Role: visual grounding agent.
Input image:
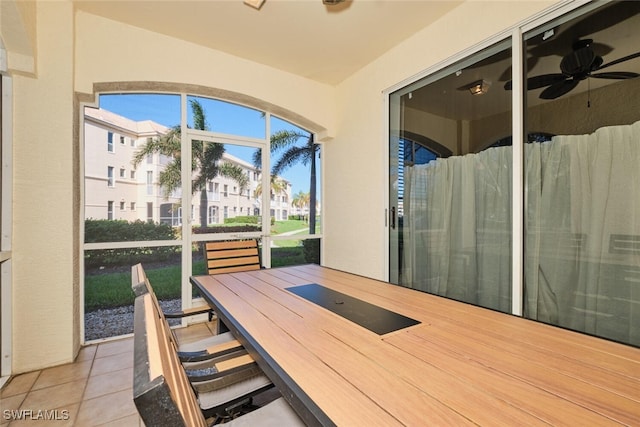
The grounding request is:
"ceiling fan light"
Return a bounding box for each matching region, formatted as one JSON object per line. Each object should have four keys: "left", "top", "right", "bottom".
{"left": 468, "top": 80, "right": 491, "bottom": 95}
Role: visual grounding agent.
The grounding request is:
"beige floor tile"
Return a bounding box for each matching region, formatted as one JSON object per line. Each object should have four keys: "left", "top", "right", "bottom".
{"left": 76, "top": 345, "right": 97, "bottom": 362}
{"left": 31, "top": 360, "right": 92, "bottom": 391}
{"left": 75, "top": 389, "right": 138, "bottom": 427}
{"left": 0, "top": 372, "right": 40, "bottom": 399}
{"left": 0, "top": 393, "right": 27, "bottom": 426}
{"left": 90, "top": 352, "right": 133, "bottom": 377}
{"left": 83, "top": 368, "right": 132, "bottom": 401}
{"left": 2, "top": 323, "right": 216, "bottom": 427}
{"left": 95, "top": 413, "right": 142, "bottom": 427}
{"left": 20, "top": 379, "right": 86, "bottom": 413}
{"left": 95, "top": 338, "right": 134, "bottom": 360}
{"left": 6, "top": 403, "right": 79, "bottom": 427}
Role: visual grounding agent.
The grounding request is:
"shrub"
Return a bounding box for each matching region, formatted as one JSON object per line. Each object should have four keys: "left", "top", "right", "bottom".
{"left": 85, "top": 219, "right": 176, "bottom": 243}
{"left": 84, "top": 219, "right": 178, "bottom": 269}
{"left": 223, "top": 215, "right": 259, "bottom": 224}
{"left": 192, "top": 225, "right": 260, "bottom": 234}
{"left": 303, "top": 239, "right": 321, "bottom": 264}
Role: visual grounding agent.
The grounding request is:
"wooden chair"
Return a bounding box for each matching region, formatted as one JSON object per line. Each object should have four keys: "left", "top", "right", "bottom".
{"left": 133, "top": 293, "right": 302, "bottom": 424}
{"left": 131, "top": 262, "right": 214, "bottom": 321}
{"left": 131, "top": 263, "right": 244, "bottom": 365}
{"left": 204, "top": 240, "right": 262, "bottom": 275}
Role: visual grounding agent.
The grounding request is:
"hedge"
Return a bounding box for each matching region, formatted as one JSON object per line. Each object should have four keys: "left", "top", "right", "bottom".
{"left": 85, "top": 219, "right": 178, "bottom": 269}
{"left": 223, "top": 215, "right": 259, "bottom": 224}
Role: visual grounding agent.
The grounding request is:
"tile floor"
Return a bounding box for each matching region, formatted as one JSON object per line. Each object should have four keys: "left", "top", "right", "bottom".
{"left": 0, "top": 322, "right": 219, "bottom": 426}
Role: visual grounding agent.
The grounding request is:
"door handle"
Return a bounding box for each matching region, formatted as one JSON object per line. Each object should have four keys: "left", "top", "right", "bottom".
{"left": 390, "top": 206, "right": 396, "bottom": 229}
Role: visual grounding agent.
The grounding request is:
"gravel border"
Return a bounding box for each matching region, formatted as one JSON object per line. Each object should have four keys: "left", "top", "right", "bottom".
{"left": 84, "top": 299, "right": 182, "bottom": 341}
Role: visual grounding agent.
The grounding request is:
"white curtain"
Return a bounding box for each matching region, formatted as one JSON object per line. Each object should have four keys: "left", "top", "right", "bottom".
{"left": 402, "top": 147, "right": 512, "bottom": 313}
{"left": 403, "top": 121, "right": 640, "bottom": 345}
{"left": 525, "top": 121, "right": 640, "bottom": 345}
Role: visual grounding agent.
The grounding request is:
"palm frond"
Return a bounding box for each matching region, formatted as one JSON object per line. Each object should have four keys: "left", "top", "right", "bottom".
{"left": 190, "top": 99, "right": 208, "bottom": 131}
{"left": 272, "top": 145, "right": 309, "bottom": 176}
{"left": 252, "top": 149, "right": 262, "bottom": 170}
{"left": 218, "top": 162, "right": 249, "bottom": 192}
{"left": 198, "top": 142, "right": 225, "bottom": 179}
{"left": 158, "top": 160, "right": 182, "bottom": 198}
{"left": 131, "top": 126, "right": 181, "bottom": 167}
{"left": 270, "top": 129, "right": 308, "bottom": 152}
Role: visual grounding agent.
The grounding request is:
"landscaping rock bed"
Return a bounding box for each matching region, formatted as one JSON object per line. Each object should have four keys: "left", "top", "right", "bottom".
{"left": 84, "top": 298, "right": 182, "bottom": 341}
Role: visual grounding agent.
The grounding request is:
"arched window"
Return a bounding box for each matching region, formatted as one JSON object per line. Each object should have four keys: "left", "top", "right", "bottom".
{"left": 400, "top": 131, "right": 452, "bottom": 166}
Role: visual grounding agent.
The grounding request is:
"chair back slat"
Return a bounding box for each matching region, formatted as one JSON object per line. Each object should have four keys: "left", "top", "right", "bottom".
{"left": 204, "top": 240, "right": 261, "bottom": 275}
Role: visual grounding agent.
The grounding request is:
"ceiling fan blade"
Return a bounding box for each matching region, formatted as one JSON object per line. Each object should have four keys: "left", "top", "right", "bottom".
{"left": 597, "top": 51, "right": 640, "bottom": 70}
{"left": 527, "top": 74, "right": 567, "bottom": 90}
{"left": 540, "top": 79, "right": 579, "bottom": 99}
{"left": 503, "top": 74, "right": 565, "bottom": 91}
{"left": 591, "top": 71, "right": 640, "bottom": 80}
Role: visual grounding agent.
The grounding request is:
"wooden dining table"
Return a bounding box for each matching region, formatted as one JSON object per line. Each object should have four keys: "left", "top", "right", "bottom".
{"left": 190, "top": 264, "right": 640, "bottom": 426}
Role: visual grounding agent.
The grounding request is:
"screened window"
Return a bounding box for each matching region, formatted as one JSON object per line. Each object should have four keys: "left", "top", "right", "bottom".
{"left": 107, "top": 166, "right": 114, "bottom": 187}
{"left": 83, "top": 92, "right": 322, "bottom": 342}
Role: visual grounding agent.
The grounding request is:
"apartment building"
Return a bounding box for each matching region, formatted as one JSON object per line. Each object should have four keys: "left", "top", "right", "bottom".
{"left": 83, "top": 107, "right": 291, "bottom": 226}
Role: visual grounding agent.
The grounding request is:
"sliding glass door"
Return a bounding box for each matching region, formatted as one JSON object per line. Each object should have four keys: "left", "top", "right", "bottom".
{"left": 522, "top": 2, "right": 640, "bottom": 346}
{"left": 389, "top": 1, "right": 640, "bottom": 347}
{"left": 389, "top": 40, "right": 513, "bottom": 314}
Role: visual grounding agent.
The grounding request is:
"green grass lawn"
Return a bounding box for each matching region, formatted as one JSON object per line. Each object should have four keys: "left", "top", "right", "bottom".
{"left": 271, "top": 219, "right": 309, "bottom": 234}
{"left": 85, "top": 263, "right": 186, "bottom": 311}
{"left": 85, "top": 220, "right": 319, "bottom": 311}
{"left": 84, "top": 248, "right": 308, "bottom": 311}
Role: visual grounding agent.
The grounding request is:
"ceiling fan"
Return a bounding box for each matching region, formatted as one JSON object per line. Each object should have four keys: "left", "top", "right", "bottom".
{"left": 505, "top": 39, "right": 640, "bottom": 100}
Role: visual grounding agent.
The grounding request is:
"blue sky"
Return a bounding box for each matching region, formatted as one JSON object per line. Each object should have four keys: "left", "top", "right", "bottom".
{"left": 99, "top": 93, "right": 319, "bottom": 197}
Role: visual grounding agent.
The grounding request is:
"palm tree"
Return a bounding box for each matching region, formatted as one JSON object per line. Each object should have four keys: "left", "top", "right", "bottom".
{"left": 254, "top": 130, "right": 318, "bottom": 234}
{"left": 132, "top": 99, "right": 248, "bottom": 228}
{"left": 292, "top": 191, "right": 310, "bottom": 220}
{"left": 254, "top": 176, "right": 289, "bottom": 200}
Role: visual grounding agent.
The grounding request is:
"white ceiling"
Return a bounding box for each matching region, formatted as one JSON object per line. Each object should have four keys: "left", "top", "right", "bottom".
{"left": 73, "top": 0, "right": 462, "bottom": 85}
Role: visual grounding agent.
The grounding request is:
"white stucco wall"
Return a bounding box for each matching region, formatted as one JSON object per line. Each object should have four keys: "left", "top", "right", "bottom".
{"left": 12, "top": 0, "right": 78, "bottom": 372}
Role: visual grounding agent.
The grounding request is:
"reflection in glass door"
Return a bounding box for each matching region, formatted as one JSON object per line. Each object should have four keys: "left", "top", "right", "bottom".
{"left": 389, "top": 40, "right": 513, "bottom": 314}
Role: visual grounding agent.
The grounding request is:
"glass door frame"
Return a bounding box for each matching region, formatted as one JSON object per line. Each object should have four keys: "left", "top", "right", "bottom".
{"left": 180, "top": 95, "right": 273, "bottom": 309}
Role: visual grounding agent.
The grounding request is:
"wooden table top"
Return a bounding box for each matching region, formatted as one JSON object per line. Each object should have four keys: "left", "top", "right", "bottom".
{"left": 190, "top": 264, "right": 640, "bottom": 426}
